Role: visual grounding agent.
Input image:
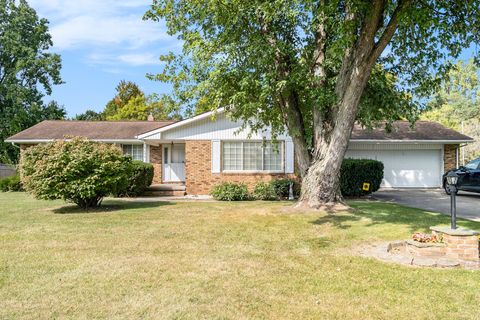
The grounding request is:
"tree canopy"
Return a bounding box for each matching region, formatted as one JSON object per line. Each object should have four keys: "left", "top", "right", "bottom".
{"left": 422, "top": 59, "right": 480, "bottom": 162}
{"left": 146, "top": 0, "right": 480, "bottom": 207}
{"left": 73, "top": 109, "right": 106, "bottom": 121}
{"left": 100, "top": 80, "right": 181, "bottom": 121}
{"left": 0, "top": 0, "right": 64, "bottom": 164}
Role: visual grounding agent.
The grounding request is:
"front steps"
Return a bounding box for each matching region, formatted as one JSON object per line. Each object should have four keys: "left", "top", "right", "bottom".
{"left": 144, "top": 184, "right": 186, "bottom": 197}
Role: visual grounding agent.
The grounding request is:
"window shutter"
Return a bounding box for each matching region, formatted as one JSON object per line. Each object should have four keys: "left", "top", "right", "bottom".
{"left": 212, "top": 140, "right": 221, "bottom": 173}
{"left": 285, "top": 140, "right": 294, "bottom": 173}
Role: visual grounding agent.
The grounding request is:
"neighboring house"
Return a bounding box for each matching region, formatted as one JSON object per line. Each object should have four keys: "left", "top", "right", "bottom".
{"left": 6, "top": 108, "right": 473, "bottom": 194}
{"left": 0, "top": 164, "right": 16, "bottom": 179}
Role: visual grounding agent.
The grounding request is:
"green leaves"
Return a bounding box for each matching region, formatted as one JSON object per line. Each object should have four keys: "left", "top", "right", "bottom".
{"left": 103, "top": 80, "right": 182, "bottom": 121}
{"left": 19, "top": 138, "right": 132, "bottom": 209}
{"left": 0, "top": 0, "right": 63, "bottom": 164}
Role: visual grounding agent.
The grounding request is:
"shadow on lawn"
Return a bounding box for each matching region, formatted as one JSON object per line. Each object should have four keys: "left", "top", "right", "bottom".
{"left": 53, "top": 200, "right": 173, "bottom": 214}
{"left": 311, "top": 200, "right": 480, "bottom": 233}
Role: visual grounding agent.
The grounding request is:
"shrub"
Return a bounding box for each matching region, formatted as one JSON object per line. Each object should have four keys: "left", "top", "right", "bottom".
{"left": 252, "top": 182, "right": 277, "bottom": 200}
{"left": 19, "top": 137, "right": 131, "bottom": 209}
{"left": 270, "top": 178, "right": 297, "bottom": 199}
{"left": 116, "top": 160, "right": 154, "bottom": 197}
{"left": 340, "top": 158, "right": 383, "bottom": 197}
{"left": 0, "top": 175, "right": 23, "bottom": 192}
{"left": 210, "top": 183, "right": 250, "bottom": 201}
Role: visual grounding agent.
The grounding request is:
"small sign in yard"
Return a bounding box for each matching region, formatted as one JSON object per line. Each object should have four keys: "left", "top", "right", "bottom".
{"left": 362, "top": 182, "right": 370, "bottom": 191}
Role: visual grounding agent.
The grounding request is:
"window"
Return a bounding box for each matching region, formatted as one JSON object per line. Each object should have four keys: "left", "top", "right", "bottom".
{"left": 464, "top": 158, "right": 480, "bottom": 170}
{"left": 222, "top": 141, "right": 283, "bottom": 172}
{"left": 122, "top": 144, "right": 144, "bottom": 161}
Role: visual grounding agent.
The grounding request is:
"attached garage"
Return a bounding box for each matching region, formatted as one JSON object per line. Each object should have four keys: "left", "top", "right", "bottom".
{"left": 346, "top": 144, "right": 443, "bottom": 188}
{"left": 348, "top": 121, "right": 474, "bottom": 188}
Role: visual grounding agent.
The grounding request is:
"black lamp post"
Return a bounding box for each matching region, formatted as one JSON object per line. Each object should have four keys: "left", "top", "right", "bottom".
{"left": 446, "top": 171, "right": 459, "bottom": 230}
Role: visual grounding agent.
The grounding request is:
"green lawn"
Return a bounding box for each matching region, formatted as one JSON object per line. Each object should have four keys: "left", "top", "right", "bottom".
{"left": 1, "top": 192, "right": 480, "bottom": 319}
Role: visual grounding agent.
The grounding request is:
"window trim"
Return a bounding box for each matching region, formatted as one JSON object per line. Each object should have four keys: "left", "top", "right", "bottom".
{"left": 121, "top": 144, "right": 145, "bottom": 162}
{"left": 221, "top": 140, "right": 284, "bottom": 173}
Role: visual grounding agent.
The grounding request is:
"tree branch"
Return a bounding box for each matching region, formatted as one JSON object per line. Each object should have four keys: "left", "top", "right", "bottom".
{"left": 312, "top": 2, "right": 328, "bottom": 154}
{"left": 370, "top": 0, "right": 412, "bottom": 64}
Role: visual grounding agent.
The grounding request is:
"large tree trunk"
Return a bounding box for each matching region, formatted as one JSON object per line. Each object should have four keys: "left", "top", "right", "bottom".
{"left": 293, "top": 0, "right": 408, "bottom": 209}
{"left": 297, "top": 57, "right": 376, "bottom": 208}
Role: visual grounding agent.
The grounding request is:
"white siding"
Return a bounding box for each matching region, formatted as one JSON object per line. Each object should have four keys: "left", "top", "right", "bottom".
{"left": 211, "top": 140, "right": 221, "bottom": 173}
{"left": 285, "top": 141, "right": 295, "bottom": 173}
{"left": 347, "top": 142, "right": 443, "bottom": 151}
{"left": 346, "top": 144, "right": 443, "bottom": 188}
{"left": 144, "top": 112, "right": 292, "bottom": 141}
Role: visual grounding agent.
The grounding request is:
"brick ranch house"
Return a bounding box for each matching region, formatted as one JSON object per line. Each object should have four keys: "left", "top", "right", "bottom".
{"left": 6, "top": 108, "right": 473, "bottom": 195}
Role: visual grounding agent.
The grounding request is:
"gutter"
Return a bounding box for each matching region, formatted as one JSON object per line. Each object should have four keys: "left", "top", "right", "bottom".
{"left": 5, "top": 139, "right": 143, "bottom": 144}
{"left": 349, "top": 139, "right": 474, "bottom": 144}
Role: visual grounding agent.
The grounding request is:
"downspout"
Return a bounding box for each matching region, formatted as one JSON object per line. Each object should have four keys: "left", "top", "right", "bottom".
{"left": 456, "top": 145, "right": 459, "bottom": 168}
{"left": 458, "top": 143, "right": 468, "bottom": 167}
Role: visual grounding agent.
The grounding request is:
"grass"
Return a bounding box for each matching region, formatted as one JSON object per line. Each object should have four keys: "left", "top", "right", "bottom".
{"left": 1, "top": 192, "right": 480, "bottom": 319}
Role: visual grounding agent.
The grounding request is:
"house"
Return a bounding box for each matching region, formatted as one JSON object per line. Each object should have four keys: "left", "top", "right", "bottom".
{"left": 6, "top": 108, "right": 473, "bottom": 194}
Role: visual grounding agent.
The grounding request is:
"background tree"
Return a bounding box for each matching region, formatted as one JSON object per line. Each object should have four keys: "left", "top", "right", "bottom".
{"left": 422, "top": 60, "right": 480, "bottom": 162}
{"left": 73, "top": 109, "right": 106, "bottom": 121}
{"left": 103, "top": 80, "right": 143, "bottom": 119}
{"left": 0, "top": 0, "right": 63, "bottom": 164}
{"left": 107, "top": 93, "right": 182, "bottom": 120}
{"left": 104, "top": 80, "right": 181, "bottom": 120}
{"left": 146, "top": 0, "right": 480, "bottom": 208}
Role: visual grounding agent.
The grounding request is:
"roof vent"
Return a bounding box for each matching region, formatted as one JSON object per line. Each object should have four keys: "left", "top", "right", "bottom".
{"left": 147, "top": 113, "right": 154, "bottom": 122}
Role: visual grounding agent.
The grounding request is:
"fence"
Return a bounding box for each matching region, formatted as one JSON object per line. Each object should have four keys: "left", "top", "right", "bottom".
{"left": 0, "top": 164, "right": 16, "bottom": 179}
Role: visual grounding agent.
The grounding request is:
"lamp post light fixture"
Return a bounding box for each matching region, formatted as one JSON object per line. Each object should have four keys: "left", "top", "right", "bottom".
{"left": 446, "top": 171, "right": 459, "bottom": 230}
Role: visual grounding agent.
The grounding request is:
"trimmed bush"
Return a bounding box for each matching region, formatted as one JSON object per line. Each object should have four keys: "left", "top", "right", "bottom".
{"left": 210, "top": 183, "right": 250, "bottom": 201}
{"left": 253, "top": 182, "right": 277, "bottom": 200}
{"left": 20, "top": 137, "right": 131, "bottom": 209}
{"left": 0, "top": 175, "right": 23, "bottom": 192}
{"left": 340, "top": 158, "right": 383, "bottom": 197}
{"left": 270, "top": 178, "right": 297, "bottom": 199}
{"left": 117, "top": 160, "right": 154, "bottom": 197}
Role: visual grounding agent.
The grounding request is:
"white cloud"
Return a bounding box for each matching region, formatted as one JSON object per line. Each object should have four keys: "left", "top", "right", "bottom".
{"left": 28, "top": 0, "right": 178, "bottom": 67}
{"left": 118, "top": 53, "right": 162, "bottom": 66}
{"left": 50, "top": 15, "right": 167, "bottom": 50}
{"left": 87, "top": 52, "right": 162, "bottom": 67}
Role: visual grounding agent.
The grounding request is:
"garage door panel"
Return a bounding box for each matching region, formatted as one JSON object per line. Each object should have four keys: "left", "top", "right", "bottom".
{"left": 345, "top": 149, "right": 442, "bottom": 188}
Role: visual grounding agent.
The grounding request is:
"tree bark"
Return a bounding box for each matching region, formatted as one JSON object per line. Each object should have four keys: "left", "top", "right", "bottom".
{"left": 296, "top": 0, "right": 407, "bottom": 208}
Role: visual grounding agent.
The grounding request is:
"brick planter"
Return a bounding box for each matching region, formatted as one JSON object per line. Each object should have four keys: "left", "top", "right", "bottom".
{"left": 405, "top": 240, "right": 445, "bottom": 258}
{"left": 431, "top": 226, "right": 480, "bottom": 261}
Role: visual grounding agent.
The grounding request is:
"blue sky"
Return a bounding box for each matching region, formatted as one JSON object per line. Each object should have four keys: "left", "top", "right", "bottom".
{"left": 29, "top": 0, "right": 181, "bottom": 118}
{"left": 30, "top": 1, "right": 478, "bottom": 118}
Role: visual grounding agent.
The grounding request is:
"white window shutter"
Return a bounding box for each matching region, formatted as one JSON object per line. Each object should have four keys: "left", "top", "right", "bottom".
{"left": 143, "top": 143, "right": 150, "bottom": 163}
{"left": 211, "top": 140, "right": 221, "bottom": 173}
{"left": 285, "top": 140, "right": 294, "bottom": 173}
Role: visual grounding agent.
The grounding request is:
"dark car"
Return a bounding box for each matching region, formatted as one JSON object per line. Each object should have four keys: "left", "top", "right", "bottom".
{"left": 443, "top": 158, "right": 480, "bottom": 194}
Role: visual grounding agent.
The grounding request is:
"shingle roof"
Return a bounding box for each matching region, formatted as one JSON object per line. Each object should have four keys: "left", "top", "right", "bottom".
{"left": 6, "top": 120, "right": 175, "bottom": 141}
{"left": 5, "top": 119, "right": 473, "bottom": 143}
{"left": 351, "top": 121, "right": 473, "bottom": 142}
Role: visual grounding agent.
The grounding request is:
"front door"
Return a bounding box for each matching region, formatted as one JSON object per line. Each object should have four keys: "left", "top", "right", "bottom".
{"left": 163, "top": 144, "right": 185, "bottom": 182}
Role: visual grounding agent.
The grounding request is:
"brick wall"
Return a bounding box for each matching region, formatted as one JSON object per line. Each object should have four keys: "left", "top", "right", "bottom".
{"left": 444, "top": 144, "right": 458, "bottom": 172}
{"left": 185, "top": 140, "right": 296, "bottom": 195}
{"left": 442, "top": 233, "right": 479, "bottom": 261}
{"left": 150, "top": 145, "right": 162, "bottom": 184}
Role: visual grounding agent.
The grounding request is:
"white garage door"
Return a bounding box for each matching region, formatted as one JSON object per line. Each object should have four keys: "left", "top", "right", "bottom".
{"left": 345, "top": 149, "right": 442, "bottom": 188}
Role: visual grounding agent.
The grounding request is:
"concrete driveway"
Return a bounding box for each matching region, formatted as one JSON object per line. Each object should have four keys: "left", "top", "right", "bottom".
{"left": 373, "top": 188, "right": 480, "bottom": 222}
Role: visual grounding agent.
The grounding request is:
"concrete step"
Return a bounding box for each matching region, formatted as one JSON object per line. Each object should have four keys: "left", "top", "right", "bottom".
{"left": 147, "top": 184, "right": 186, "bottom": 192}
{"left": 143, "top": 190, "right": 186, "bottom": 197}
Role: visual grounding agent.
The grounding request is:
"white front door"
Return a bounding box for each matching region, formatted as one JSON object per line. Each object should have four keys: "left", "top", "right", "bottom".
{"left": 163, "top": 144, "right": 185, "bottom": 182}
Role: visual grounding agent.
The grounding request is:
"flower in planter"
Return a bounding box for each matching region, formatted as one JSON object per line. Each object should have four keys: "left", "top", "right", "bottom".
{"left": 412, "top": 233, "right": 441, "bottom": 243}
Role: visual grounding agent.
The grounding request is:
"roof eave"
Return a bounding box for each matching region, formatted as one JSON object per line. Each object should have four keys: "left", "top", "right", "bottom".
{"left": 350, "top": 139, "right": 474, "bottom": 144}
{"left": 5, "top": 138, "right": 143, "bottom": 144}
{"left": 137, "top": 107, "right": 226, "bottom": 139}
